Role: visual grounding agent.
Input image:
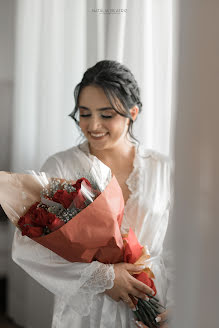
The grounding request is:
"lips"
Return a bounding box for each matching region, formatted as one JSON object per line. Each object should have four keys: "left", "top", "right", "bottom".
{"left": 89, "top": 132, "right": 108, "bottom": 139}
{"left": 90, "top": 132, "right": 107, "bottom": 137}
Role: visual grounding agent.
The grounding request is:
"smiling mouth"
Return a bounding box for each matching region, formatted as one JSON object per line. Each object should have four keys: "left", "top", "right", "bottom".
{"left": 89, "top": 132, "right": 108, "bottom": 139}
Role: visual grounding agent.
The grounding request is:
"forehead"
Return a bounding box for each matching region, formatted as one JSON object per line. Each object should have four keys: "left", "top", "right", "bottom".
{"left": 78, "top": 85, "right": 111, "bottom": 107}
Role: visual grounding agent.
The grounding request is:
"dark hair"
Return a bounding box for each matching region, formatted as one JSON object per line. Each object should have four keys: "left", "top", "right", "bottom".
{"left": 69, "top": 60, "right": 142, "bottom": 143}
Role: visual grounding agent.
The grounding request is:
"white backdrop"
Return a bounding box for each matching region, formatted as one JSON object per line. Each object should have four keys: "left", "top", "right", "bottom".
{"left": 11, "top": 0, "right": 173, "bottom": 173}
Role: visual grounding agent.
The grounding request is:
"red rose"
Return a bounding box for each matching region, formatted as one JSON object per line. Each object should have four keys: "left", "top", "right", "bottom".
{"left": 18, "top": 213, "right": 33, "bottom": 227}
{"left": 47, "top": 216, "right": 65, "bottom": 232}
{"left": 18, "top": 202, "right": 40, "bottom": 227}
{"left": 133, "top": 272, "right": 157, "bottom": 296}
{"left": 21, "top": 225, "right": 44, "bottom": 238}
{"left": 28, "top": 202, "right": 40, "bottom": 213}
{"left": 52, "top": 190, "right": 74, "bottom": 208}
{"left": 71, "top": 189, "right": 86, "bottom": 209}
{"left": 31, "top": 207, "right": 50, "bottom": 227}
{"left": 73, "top": 178, "right": 92, "bottom": 190}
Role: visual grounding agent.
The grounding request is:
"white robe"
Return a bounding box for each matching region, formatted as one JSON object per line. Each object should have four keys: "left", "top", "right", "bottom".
{"left": 12, "top": 141, "right": 174, "bottom": 328}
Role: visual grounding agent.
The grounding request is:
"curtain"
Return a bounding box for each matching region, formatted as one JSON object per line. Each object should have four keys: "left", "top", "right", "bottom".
{"left": 11, "top": 0, "right": 173, "bottom": 173}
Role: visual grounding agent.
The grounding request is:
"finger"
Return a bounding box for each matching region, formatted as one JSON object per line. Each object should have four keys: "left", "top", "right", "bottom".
{"left": 160, "top": 323, "right": 168, "bottom": 328}
{"left": 121, "top": 294, "right": 136, "bottom": 310}
{"left": 125, "top": 263, "right": 146, "bottom": 272}
{"left": 129, "top": 295, "right": 138, "bottom": 307}
{"left": 155, "top": 309, "right": 168, "bottom": 323}
{"left": 135, "top": 321, "right": 149, "bottom": 328}
{"left": 129, "top": 287, "right": 150, "bottom": 301}
{"left": 131, "top": 276, "right": 155, "bottom": 296}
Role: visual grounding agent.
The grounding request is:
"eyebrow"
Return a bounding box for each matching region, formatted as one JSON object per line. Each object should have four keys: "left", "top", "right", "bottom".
{"left": 78, "top": 106, "right": 115, "bottom": 111}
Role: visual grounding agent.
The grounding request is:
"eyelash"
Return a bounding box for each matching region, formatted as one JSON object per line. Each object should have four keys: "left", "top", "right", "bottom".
{"left": 80, "top": 114, "right": 113, "bottom": 119}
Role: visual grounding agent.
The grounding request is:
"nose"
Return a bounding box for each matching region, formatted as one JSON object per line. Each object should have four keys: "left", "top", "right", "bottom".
{"left": 88, "top": 115, "right": 102, "bottom": 131}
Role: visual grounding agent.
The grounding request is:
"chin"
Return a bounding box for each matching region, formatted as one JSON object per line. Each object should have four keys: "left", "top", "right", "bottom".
{"left": 89, "top": 142, "right": 108, "bottom": 151}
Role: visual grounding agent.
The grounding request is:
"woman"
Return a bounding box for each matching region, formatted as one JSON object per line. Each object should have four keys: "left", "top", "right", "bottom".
{"left": 12, "top": 60, "right": 174, "bottom": 328}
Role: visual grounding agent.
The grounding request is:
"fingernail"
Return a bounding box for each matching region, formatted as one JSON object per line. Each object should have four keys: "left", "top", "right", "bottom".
{"left": 144, "top": 295, "right": 149, "bottom": 301}
{"left": 136, "top": 265, "right": 146, "bottom": 269}
{"left": 135, "top": 321, "right": 143, "bottom": 327}
{"left": 155, "top": 316, "right": 161, "bottom": 322}
{"left": 132, "top": 307, "right": 137, "bottom": 312}
{"left": 150, "top": 289, "right": 155, "bottom": 295}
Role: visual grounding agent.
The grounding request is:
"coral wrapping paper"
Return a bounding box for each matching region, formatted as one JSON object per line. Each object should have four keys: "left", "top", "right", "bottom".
{"left": 32, "top": 175, "right": 124, "bottom": 263}
{"left": 123, "top": 228, "right": 157, "bottom": 295}
{"left": 0, "top": 172, "right": 124, "bottom": 264}
{"left": 123, "top": 228, "right": 143, "bottom": 263}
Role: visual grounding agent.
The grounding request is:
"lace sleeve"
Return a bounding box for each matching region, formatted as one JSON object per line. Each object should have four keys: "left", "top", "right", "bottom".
{"left": 12, "top": 228, "right": 115, "bottom": 316}
{"left": 69, "top": 261, "right": 115, "bottom": 316}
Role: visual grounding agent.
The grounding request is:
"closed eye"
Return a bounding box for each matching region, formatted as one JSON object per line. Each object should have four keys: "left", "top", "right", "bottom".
{"left": 79, "top": 114, "right": 113, "bottom": 119}
{"left": 80, "top": 114, "right": 91, "bottom": 117}
{"left": 101, "top": 115, "right": 113, "bottom": 119}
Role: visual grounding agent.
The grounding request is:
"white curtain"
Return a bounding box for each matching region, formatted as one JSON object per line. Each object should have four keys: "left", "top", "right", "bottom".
{"left": 11, "top": 0, "right": 87, "bottom": 172}
{"left": 9, "top": 1, "right": 173, "bottom": 327}
{"left": 11, "top": 0, "right": 173, "bottom": 173}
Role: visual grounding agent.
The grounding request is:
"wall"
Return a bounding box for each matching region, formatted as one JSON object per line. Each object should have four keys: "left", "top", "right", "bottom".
{"left": 172, "top": 1, "right": 219, "bottom": 327}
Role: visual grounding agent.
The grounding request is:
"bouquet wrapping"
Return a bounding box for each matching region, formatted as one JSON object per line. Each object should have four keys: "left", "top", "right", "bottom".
{"left": 0, "top": 170, "right": 124, "bottom": 263}
{"left": 32, "top": 175, "right": 124, "bottom": 263}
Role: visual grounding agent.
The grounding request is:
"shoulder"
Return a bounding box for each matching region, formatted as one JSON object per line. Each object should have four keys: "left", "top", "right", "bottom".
{"left": 42, "top": 145, "right": 80, "bottom": 166}
{"left": 136, "top": 145, "right": 174, "bottom": 189}
{"left": 137, "top": 146, "right": 174, "bottom": 202}
{"left": 48, "top": 145, "right": 81, "bottom": 162}
{"left": 137, "top": 144, "right": 173, "bottom": 167}
{"left": 40, "top": 143, "right": 85, "bottom": 176}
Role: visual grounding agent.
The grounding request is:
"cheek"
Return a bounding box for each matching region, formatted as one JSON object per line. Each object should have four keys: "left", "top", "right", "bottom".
{"left": 79, "top": 120, "right": 87, "bottom": 132}
{"left": 110, "top": 117, "right": 129, "bottom": 134}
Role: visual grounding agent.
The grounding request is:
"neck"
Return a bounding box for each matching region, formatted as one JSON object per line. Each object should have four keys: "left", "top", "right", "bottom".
{"left": 88, "top": 139, "right": 135, "bottom": 165}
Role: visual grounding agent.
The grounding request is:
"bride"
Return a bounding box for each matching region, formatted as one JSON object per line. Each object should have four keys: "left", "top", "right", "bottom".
{"left": 12, "top": 60, "right": 174, "bottom": 328}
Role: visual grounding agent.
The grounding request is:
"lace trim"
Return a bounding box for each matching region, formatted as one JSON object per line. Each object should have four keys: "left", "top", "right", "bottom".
{"left": 63, "top": 262, "right": 115, "bottom": 317}
{"left": 125, "top": 145, "right": 172, "bottom": 205}
{"left": 122, "top": 145, "right": 143, "bottom": 232}
{"left": 125, "top": 145, "right": 141, "bottom": 199}
{"left": 79, "top": 261, "right": 115, "bottom": 293}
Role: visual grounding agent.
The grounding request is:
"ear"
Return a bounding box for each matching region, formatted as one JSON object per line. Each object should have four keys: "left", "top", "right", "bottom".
{"left": 129, "top": 106, "right": 139, "bottom": 121}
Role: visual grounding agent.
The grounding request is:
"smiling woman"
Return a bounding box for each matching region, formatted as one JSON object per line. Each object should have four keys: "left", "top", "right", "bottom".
{"left": 11, "top": 60, "right": 174, "bottom": 328}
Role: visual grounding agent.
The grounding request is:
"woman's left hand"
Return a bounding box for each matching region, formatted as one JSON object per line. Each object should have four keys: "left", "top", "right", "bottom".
{"left": 135, "top": 309, "right": 170, "bottom": 328}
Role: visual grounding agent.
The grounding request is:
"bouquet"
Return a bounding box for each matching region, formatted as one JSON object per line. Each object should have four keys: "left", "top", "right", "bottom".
{"left": 0, "top": 167, "right": 165, "bottom": 327}
{"left": 0, "top": 170, "right": 124, "bottom": 263}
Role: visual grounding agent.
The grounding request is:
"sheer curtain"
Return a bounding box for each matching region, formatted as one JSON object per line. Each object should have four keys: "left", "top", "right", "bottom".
{"left": 88, "top": 0, "right": 173, "bottom": 155}
{"left": 9, "top": 1, "right": 173, "bottom": 327}
{"left": 11, "top": 0, "right": 173, "bottom": 174}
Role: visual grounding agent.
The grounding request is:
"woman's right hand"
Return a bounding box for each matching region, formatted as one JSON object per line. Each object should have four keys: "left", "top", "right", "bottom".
{"left": 104, "top": 263, "right": 155, "bottom": 310}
